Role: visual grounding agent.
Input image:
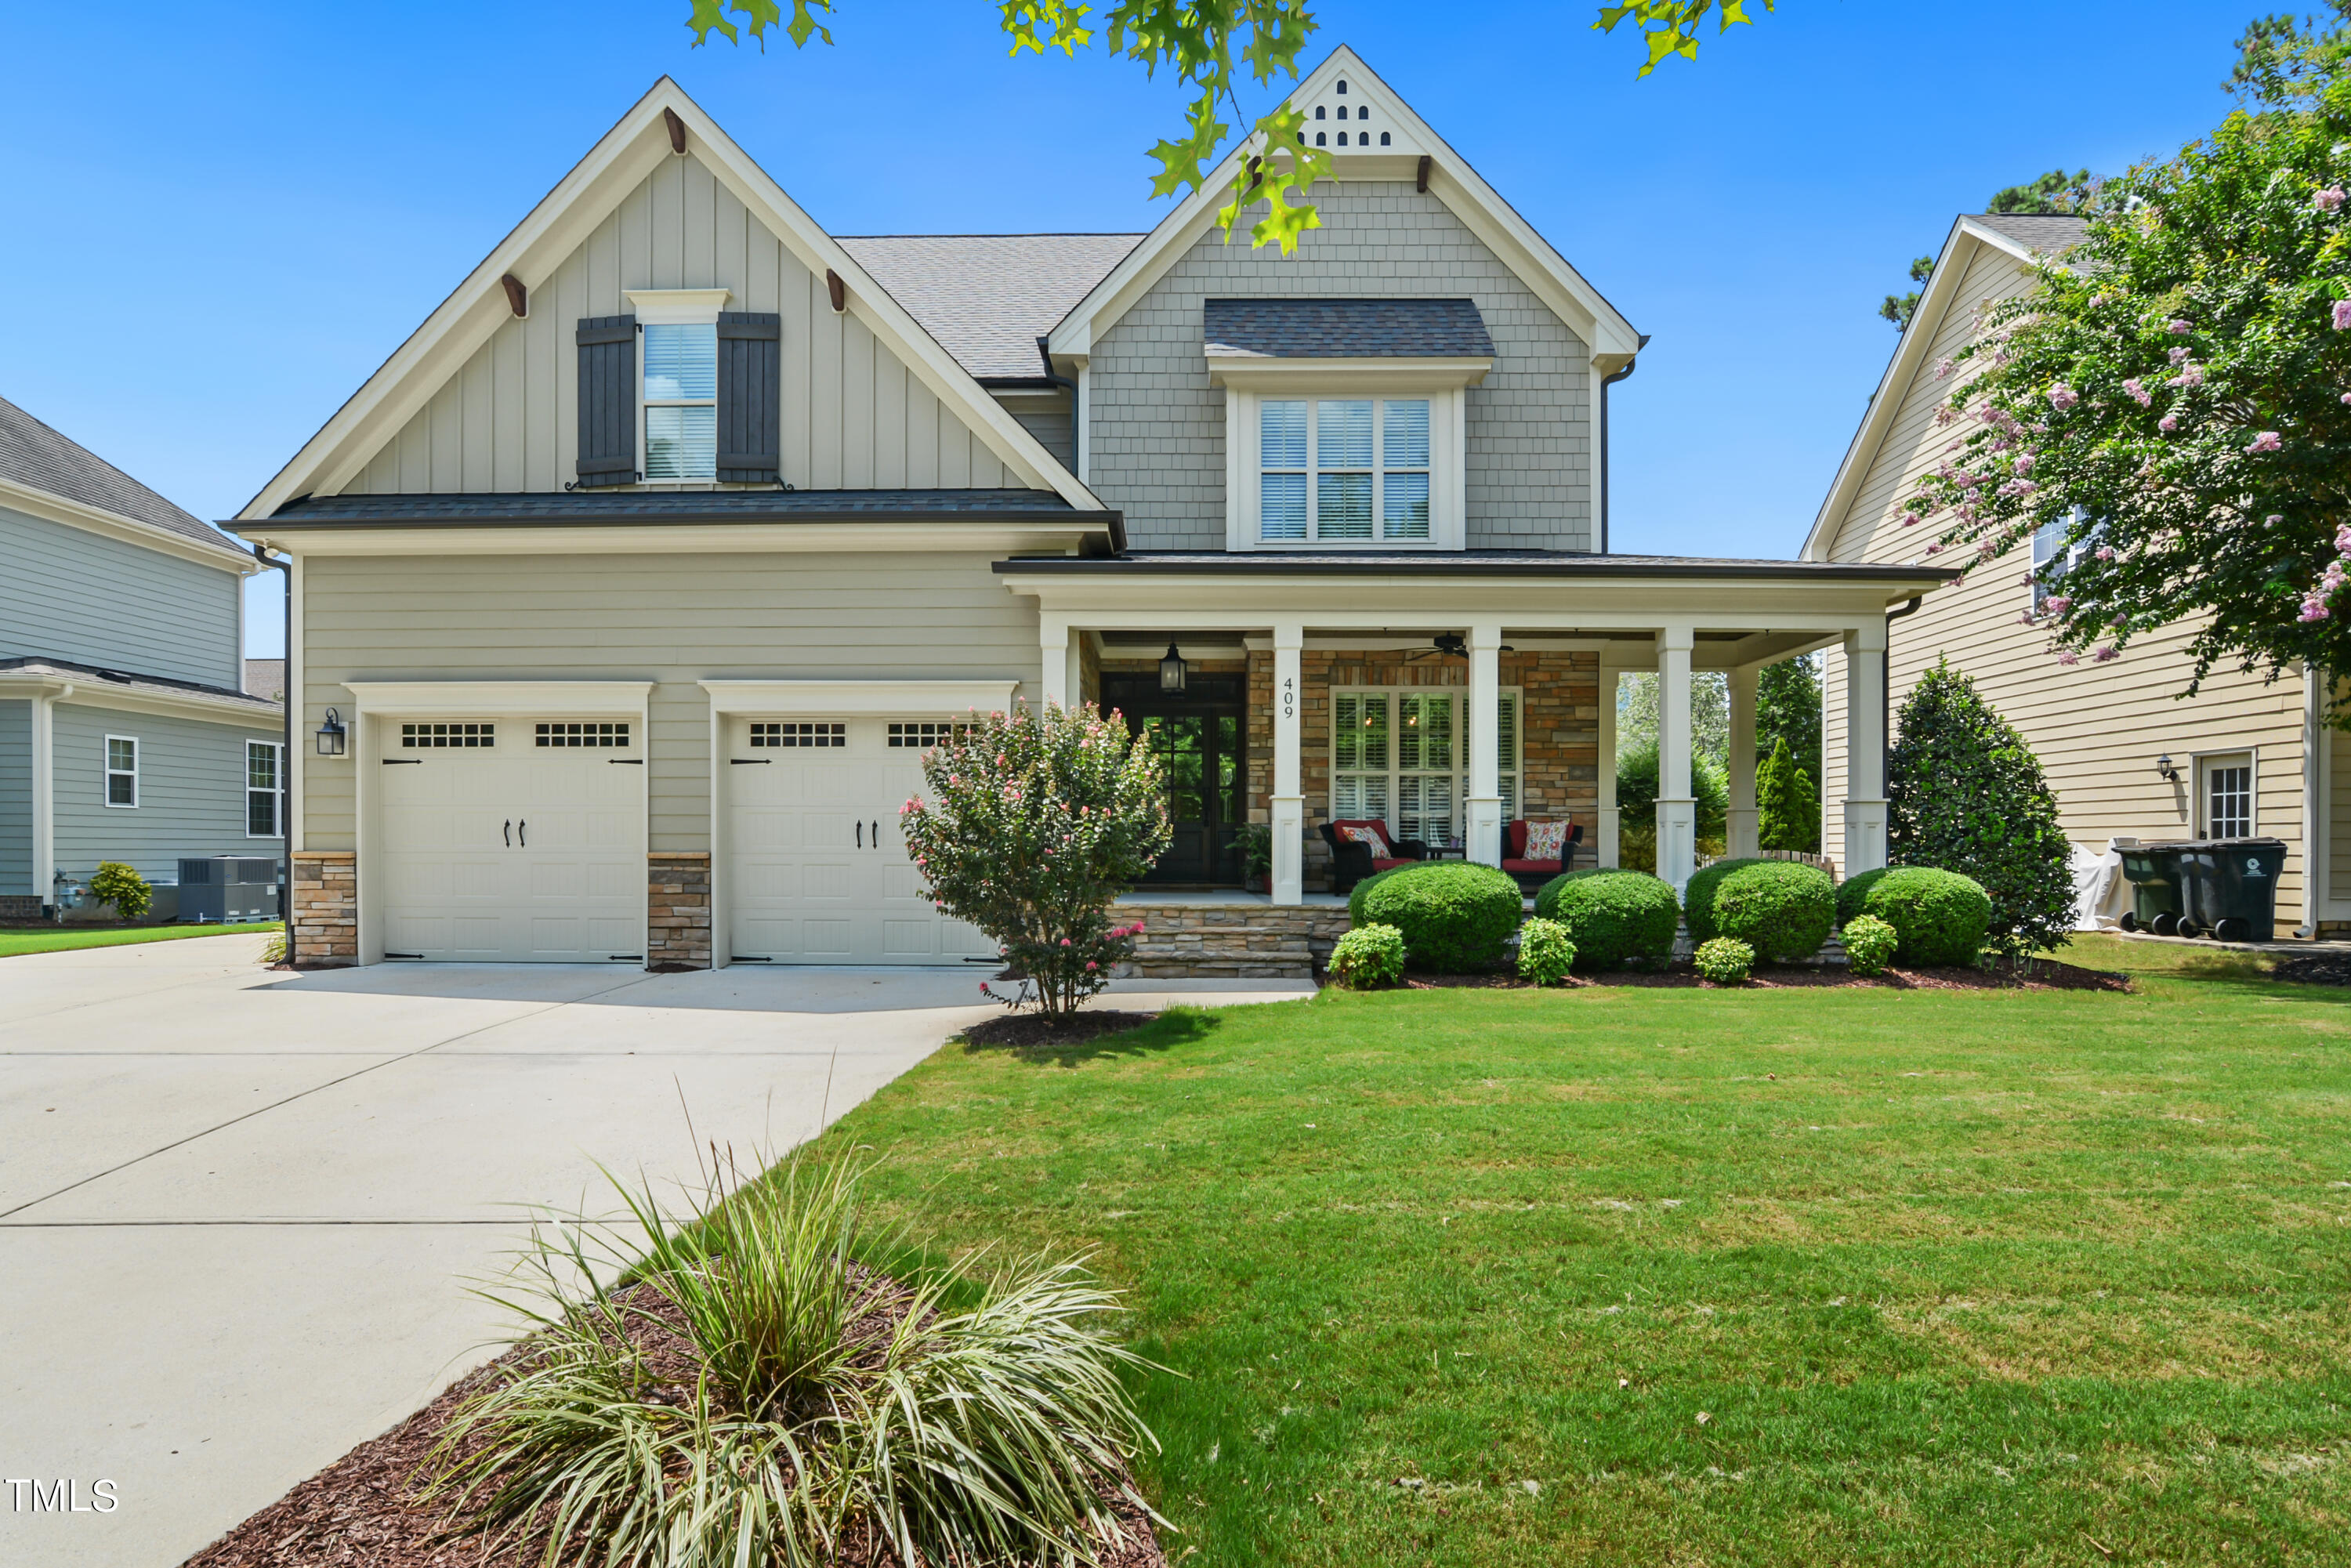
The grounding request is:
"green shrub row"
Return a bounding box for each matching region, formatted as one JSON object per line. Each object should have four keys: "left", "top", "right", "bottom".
{"left": 1836, "top": 866, "right": 1992, "bottom": 967}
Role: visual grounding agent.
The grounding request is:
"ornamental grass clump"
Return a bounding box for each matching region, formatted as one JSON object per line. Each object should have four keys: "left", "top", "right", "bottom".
{"left": 1357, "top": 861, "right": 1523, "bottom": 972}
{"left": 900, "top": 702, "right": 1171, "bottom": 1018}
{"left": 1328, "top": 922, "right": 1407, "bottom": 989}
{"left": 1693, "top": 936, "right": 1755, "bottom": 986}
{"left": 427, "top": 1151, "right": 1160, "bottom": 1568}
{"left": 1842, "top": 914, "right": 1900, "bottom": 976}
{"left": 1515, "top": 917, "right": 1578, "bottom": 986}
{"left": 1534, "top": 869, "right": 1680, "bottom": 971}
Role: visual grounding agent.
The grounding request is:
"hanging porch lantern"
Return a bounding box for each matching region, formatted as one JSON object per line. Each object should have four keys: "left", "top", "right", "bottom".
{"left": 1159, "top": 641, "right": 1189, "bottom": 694}
{"left": 316, "top": 707, "right": 347, "bottom": 756}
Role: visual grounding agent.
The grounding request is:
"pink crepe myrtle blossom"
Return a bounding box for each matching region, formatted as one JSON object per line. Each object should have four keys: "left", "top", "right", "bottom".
{"left": 1899, "top": 511, "right": 1922, "bottom": 527}
{"left": 1933, "top": 357, "right": 1956, "bottom": 379}
{"left": 2122, "top": 378, "right": 2151, "bottom": 406}
{"left": 2044, "top": 596, "right": 2071, "bottom": 616}
{"left": 2159, "top": 413, "right": 2180, "bottom": 433}
{"left": 2096, "top": 545, "right": 2116, "bottom": 561}
{"left": 2168, "top": 364, "right": 2205, "bottom": 389}
{"left": 2092, "top": 645, "right": 2121, "bottom": 663}
{"left": 2048, "top": 384, "right": 2078, "bottom": 411}
{"left": 2335, "top": 299, "right": 2351, "bottom": 331}
{"left": 2246, "top": 430, "right": 2283, "bottom": 454}
{"left": 2168, "top": 346, "right": 2192, "bottom": 365}
{"left": 1925, "top": 542, "right": 1945, "bottom": 554}
{"left": 2304, "top": 595, "right": 2335, "bottom": 622}
{"left": 2013, "top": 452, "right": 2035, "bottom": 474}
{"left": 2017, "top": 610, "right": 2038, "bottom": 625}
{"left": 2056, "top": 649, "right": 2081, "bottom": 666}
{"left": 2335, "top": 523, "right": 2351, "bottom": 552}
{"left": 2320, "top": 186, "right": 2348, "bottom": 211}
{"left": 2167, "top": 319, "right": 2193, "bottom": 334}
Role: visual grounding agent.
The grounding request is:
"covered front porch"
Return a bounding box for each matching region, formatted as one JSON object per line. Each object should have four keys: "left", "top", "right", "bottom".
{"left": 1001, "top": 553, "right": 1950, "bottom": 904}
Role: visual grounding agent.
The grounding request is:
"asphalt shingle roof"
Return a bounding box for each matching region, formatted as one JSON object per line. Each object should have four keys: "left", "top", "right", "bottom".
{"left": 0, "top": 655, "right": 281, "bottom": 714}
{"left": 836, "top": 234, "right": 1144, "bottom": 381}
{"left": 1203, "top": 298, "right": 1496, "bottom": 359}
{"left": 244, "top": 658, "right": 286, "bottom": 701}
{"left": 1968, "top": 212, "right": 2090, "bottom": 255}
{"left": 0, "top": 395, "right": 234, "bottom": 556}
{"left": 266, "top": 489, "right": 1091, "bottom": 523}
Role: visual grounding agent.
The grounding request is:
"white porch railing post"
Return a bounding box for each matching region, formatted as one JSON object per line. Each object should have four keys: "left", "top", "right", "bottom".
{"left": 1597, "top": 664, "right": 1620, "bottom": 869}
{"left": 1656, "top": 626, "right": 1697, "bottom": 895}
{"left": 1039, "top": 618, "right": 1072, "bottom": 708}
{"left": 1272, "top": 622, "right": 1305, "bottom": 906}
{"left": 1727, "top": 663, "right": 1759, "bottom": 859}
{"left": 1467, "top": 621, "right": 1503, "bottom": 867}
{"left": 1842, "top": 623, "right": 1889, "bottom": 875}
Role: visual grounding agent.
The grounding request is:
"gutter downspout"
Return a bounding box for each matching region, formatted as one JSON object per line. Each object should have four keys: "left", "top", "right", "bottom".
{"left": 1882, "top": 593, "right": 1923, "bottom": 752}
{"left": 2302, "top": 663, "right": 2325, "bottom": 937}
{"left": 1036, "top": 336, "right": 1120, "bottom": 553}
{"left": 1597, "top": 337, "right": 1648, "bottom": 555}
{"left": 33, "top": 679, "right": 71, "bottom": 919}
{"left": 252, "top": 543, "right": 292, "bottom": 902}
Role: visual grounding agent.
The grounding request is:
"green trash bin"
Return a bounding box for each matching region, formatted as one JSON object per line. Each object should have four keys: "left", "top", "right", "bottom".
{"left": 2117, "top": 843, "right": 2185, "bottom": 934}
{"left": 2181, "top": 838, "right": 2288, "bottom": 943}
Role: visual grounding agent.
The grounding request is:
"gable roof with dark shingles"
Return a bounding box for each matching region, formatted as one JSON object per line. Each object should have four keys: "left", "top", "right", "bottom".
{"left": 0, "top": 395, "right": 237, "bottom": 556}
{"left": 1203, "top": 298, "right": 1495, "bottom": 359}
{"left": 835, "top": 234, "right": 1144, "bottom": 381}
{"left": 1969, "top": 212, "right": 2090, "bottom": 255}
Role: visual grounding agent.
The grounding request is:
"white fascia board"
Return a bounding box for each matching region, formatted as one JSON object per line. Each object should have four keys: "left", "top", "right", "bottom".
{"left": 341, "top": 681, "right": 653, "bottom": 715}
{"left": 1800, "top": 219, "right": 1982, "bottom": 563}
{"left": 699, "top": 679, "right": 1020, "bottom": 715}
{"left": 0, "top": 675, "right": 282, "bottom": 728}
{"left": 233, "top": 520, "right": 1099, "bottom": 557}
{"left": 1001, "top": 574, "right": 1940, "bottom": 625}
{"left": 1049, "top": 45, "right": 1642, "bottom": 366}
{"left": 1204, "top": 354, "right": 1491, "bottom": 390}
{"left": 247, "top": 80, "right": 1103, "bottom": 519}
{"left": 0, "top": 476, "right": 256, "bottom": 574}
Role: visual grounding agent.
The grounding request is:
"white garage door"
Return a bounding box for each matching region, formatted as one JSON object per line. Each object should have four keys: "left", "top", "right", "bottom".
{"left": 725, "top": 717, "right": 995, "bottom": 965}
{"left": 379, "top": 719, "right": 644, "bottom": 962}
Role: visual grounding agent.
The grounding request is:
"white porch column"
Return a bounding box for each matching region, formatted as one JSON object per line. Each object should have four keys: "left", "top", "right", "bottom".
{"left": 31, "top": 688, "right": 59, "bottom": 913}
{"left": 1726, "top": 664, "right": 1759, "bottom": 859}
{"left": 1597, "top": 665, "right": 1620, "bottom": 869}
{"left": 1039, "top": 618, "right": 1074, "bottom": 708}
{"left": 1271, "top": 622, "right": 1305, "bottom": 906}
{"left": 1656, "top": 627, "right": 1697, "bottom": 895}
{"left": 1842, "top": 622, "right": 1889, "bottom": 875}
{"left": 1466, "top": 621, "right": 1504, "bottom": 867}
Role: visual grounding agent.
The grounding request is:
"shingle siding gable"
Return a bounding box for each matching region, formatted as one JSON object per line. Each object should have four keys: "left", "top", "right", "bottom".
{"left": 1088, "top": 180, "right": 1592, "bottom": 551}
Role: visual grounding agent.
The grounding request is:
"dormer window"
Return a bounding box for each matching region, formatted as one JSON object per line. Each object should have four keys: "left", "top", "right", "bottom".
{"left": 1259, "top": 398, "right": 1429, "bottom": 542}
{"left": 643, "top": 324, "right": 717, "bottom": 480}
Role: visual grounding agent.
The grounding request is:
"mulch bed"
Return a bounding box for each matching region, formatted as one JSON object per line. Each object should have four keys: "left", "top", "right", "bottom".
{"left": 2272, "top": 954, "right": 2351, "bottom": 987}
{"left": 962, "top": 1010, "right": 1163, "bottom": 1048}
{"left": 183, "top": 1267, "right": 1165, "bottom": 1568}
{"left": 1383, "top": 957, "right": 2130, "bottom": 993}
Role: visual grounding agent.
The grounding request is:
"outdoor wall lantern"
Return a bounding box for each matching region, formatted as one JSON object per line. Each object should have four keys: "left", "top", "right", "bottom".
{"left": 2155, "top": 753, "right": 2179, "bottom": 783}
{"left": 317, "top": 708, "right": 347, "bottom": 757}
{"left": 1159, "top": 642, "right": 1188, "bottom": 694}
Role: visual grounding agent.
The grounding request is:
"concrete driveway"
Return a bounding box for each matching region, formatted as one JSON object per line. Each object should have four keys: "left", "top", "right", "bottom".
{"left": 0, "top": 933, "right": 1309, "bottom": 1566}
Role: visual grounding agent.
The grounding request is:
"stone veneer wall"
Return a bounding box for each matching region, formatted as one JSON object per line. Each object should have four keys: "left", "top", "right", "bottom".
{"left": 1247, "top": 649, "right": 1601, "bottom": 889}
{"left": 289, "top": 849, "right": 357, "bottom": 967}
{"left": 1116, "top": 901, "right": 1352, "bottom": 979}
{"left": 648, "top": 852, "right": 711, "bottom": 969}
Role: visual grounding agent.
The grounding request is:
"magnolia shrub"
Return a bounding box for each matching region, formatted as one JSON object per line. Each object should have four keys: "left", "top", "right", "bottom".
{"left": 900, "top": 703, "right": 1170, "bottom": 1018}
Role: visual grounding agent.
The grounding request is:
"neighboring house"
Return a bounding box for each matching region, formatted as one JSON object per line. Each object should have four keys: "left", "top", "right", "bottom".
{"left": 0, "top": 397, "right": 284, "bottom": 918}
{"left": 234, "top": 53, "right": 1942, "bottom": 969}
{"left": 1809, "top": 212, "right": 2340, "bottom": 934}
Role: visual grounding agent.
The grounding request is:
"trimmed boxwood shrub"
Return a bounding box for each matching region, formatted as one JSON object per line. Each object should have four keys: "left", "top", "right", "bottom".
{"left": 1684, "top": 858, "right": 1766, "bottom": 942}
{"left": 1693, "top": 936, "right": 1755, "bottom": 985}
{"left": 1346, "top": 864, "right": 1409, "bottom": 925}
{"left": 1533, "top": 869, "right": 1679, "bottom": 971}
{"left": 1357, "top": 861, "right": 1524, "bottom": 972}
{"left": 1855, "top": 867, "right": 1993, "bottom": 967}
{"left": 1328, "top": 923, "right": 1407, "bottom": 989}
{"left": 1708, "top": 861, "right": 1835, "bottom": 963}
{"left": 1835, "top": 865, "right": 1895, "bottom": 927}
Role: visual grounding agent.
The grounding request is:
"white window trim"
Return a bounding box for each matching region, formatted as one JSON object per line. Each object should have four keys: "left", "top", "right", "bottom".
{"left": 626, "top": 288, "right": 731, "bottom": 487}
{"left": 1328, "top": 686, "right": 1520, "bottom": 845}
{"left": 246, "top": 740, "right": 284, "bottom": 839}
{"left": 2192, "top": 748, "right": 2257, "bottom": 838}
{"left": 103, "top": 733, "right": 139, "bottom": 809}
{"left": 2030, "top": 505, "right": 2098, "bottom": 611}
{"left": 1222, "top": 382, "right": 1469, "bottom": 551}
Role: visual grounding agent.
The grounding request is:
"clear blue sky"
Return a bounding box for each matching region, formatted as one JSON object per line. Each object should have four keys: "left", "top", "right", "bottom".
{"left": 1, "top": 0, "right": 2253, "bottom": 657}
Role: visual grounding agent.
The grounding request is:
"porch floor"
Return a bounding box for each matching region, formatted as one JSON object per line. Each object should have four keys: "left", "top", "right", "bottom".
{"left": 1117, "top": 889, "right": 1349, "bottom": 907}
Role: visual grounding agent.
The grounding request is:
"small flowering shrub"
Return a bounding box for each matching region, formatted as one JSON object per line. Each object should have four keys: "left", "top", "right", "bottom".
{"left": 1515, "top": 918, "right": 1578, "bottom": 987}
{"left": 1692, "top": 936, "right": 1755, "bottom": 987}
{"left": 1842, "top": 914, "right": 1900, "bottom": 976}
{"left": 1328, "top": 923, "right": 1407, "bottom": 990}
{"left": 900, "top": 703, "right": 1170, "bottom": 1019}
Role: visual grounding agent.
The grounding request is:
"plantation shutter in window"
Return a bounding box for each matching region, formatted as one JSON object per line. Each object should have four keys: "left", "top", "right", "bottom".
{"left": 575, "top": 315, "right": 639, "bottom": 487}
{"left": 715, "top": 312, "right": 783, "bottom": 483}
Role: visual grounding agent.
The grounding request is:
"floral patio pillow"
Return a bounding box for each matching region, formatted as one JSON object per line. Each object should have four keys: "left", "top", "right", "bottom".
{"left": 1523, "top": 820, "right": 1570, "bottom": 862}
{"left": 1339, "top": 823, "right": 1393, "bottom": 858}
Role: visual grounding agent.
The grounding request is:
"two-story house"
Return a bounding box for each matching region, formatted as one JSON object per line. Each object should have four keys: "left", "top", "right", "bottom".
{"left": 234, "top": 53, "right": 1944, "bottom": 969}
{"left": 1809, "top": 212, "right": 2343, "bottom": 936}
{"left": 0, "top": 397, "right": 285, "bottom": 918}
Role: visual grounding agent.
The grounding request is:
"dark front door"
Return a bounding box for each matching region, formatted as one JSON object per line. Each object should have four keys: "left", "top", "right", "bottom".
{"left": 1105, "top": 673, "right": 1247, "bottom": 886}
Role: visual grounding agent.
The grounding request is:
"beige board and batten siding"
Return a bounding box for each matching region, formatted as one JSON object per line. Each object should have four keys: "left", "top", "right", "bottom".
{"left": 1087, "top": 179, "right": 1593, "bottom": 552}
{"left": 297, "top": 550, "right": 1045, "bottom": 853}
{"left": 346, "top": 151, "right": 1020, "bottom": 496}
{"left": 1820, "top": 239, "right": 2315, "bottom": 924}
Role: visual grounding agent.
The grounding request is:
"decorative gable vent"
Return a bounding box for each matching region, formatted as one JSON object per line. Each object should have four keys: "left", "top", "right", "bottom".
{"left": 1299, "top": 74, "right": 1427, "bottom": 155}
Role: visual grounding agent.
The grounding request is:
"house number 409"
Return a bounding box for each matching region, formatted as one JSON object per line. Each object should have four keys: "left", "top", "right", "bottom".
{"left": 1281, "top": 677, "right": 1295, "bottom": 720}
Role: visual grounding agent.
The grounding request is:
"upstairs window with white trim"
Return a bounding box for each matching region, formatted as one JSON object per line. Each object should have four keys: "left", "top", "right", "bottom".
{"left": 104, "top": 736, "right": 139, "bottom": 808}
{"left": 247, "top": 741, "right": 282, "bottom": 838}
{"left": 643, "top": 323, "right": 718, "bottom": 480}
{"left": 1259, "top": 397, "right": 1433, "bottom": 544}
{"left": 2031, "top": 505, "right": 2101, "bottom": 612}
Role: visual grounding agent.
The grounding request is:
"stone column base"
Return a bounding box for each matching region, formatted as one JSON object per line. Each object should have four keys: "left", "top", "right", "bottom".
{"left": 289, "top": 851, "right": 357, "bottom": 967}
{"left": 648, "top": 852, "right": 712, "bottom": 970}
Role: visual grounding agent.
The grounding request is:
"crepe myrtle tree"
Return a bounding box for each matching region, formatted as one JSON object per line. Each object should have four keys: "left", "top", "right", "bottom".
{"left": 900, "top": 702, "right": 1172, "bottom": 1019}
{"left": 1900, "top": 38, "right": 2351, "bottom": 715}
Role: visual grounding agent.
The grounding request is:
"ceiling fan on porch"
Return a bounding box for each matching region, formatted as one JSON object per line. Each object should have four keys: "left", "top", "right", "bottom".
{"left": 1406, "top": 632, "right": 1511, "bottom": 661}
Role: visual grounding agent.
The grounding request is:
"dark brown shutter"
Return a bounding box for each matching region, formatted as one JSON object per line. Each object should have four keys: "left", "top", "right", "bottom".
{"left": 575, "top": 315, "right": 638, "bottom": 487}
{"left": 716, "top": 312, "right": 782, "bottom": 483}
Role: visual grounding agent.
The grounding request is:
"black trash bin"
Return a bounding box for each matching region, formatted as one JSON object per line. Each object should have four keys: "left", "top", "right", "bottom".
{"left": 2117, "top": 843, "right": 2186, "bottom": 933}
{"left": 2180, "top": 838, "right": 2288, "bottom": 943}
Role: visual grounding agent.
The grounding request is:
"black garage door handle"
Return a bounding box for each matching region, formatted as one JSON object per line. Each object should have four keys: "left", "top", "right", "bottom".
{"left": 503, "top": 819, "right": 511, "bottom": 846}
{"left": 518, "top": 819, "right": 526, "bottom": 848}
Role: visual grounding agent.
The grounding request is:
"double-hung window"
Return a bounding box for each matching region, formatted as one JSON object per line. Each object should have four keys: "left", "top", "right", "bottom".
{"left": 643, "top": 323, "right": 718, "bottom": 480}
{"left": 104, "top": 736, "right": 139, "bottom": 808}
{"left": 2201, "top": 753, "right": 2254, "bottom": 838}
{"left": 2030, "top": 505, "right": 2099, "bottom": 612}
{"left": 1259, "top": 397, "right": 1432, "bottom": 544}
{"left": 247, "top": 741, "right": 283, "bottom": 838}
{"left": 1330, "top": 690, "right": 1520, "bottom": 845}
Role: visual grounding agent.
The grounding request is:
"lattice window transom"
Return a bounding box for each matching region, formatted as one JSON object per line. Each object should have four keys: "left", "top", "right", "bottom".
{"left": 752, "top": 722, "right": 846, "bottom": 748}
{"left": 401, "top": 722, "right": 495, "bottom": 748}
{"left": 888, "top": 722, "right": 971, "bottom": 749}
{"left": 535, "top": 721, "right": 630, "bottom": 748}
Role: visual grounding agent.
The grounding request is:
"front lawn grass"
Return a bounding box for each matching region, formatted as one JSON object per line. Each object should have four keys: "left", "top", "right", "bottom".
{"left": 809, "top": 963, "right": 2351, "bottom": 1565}
{"left": 0, "top": 921, "right": 280, "bottom": 958}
